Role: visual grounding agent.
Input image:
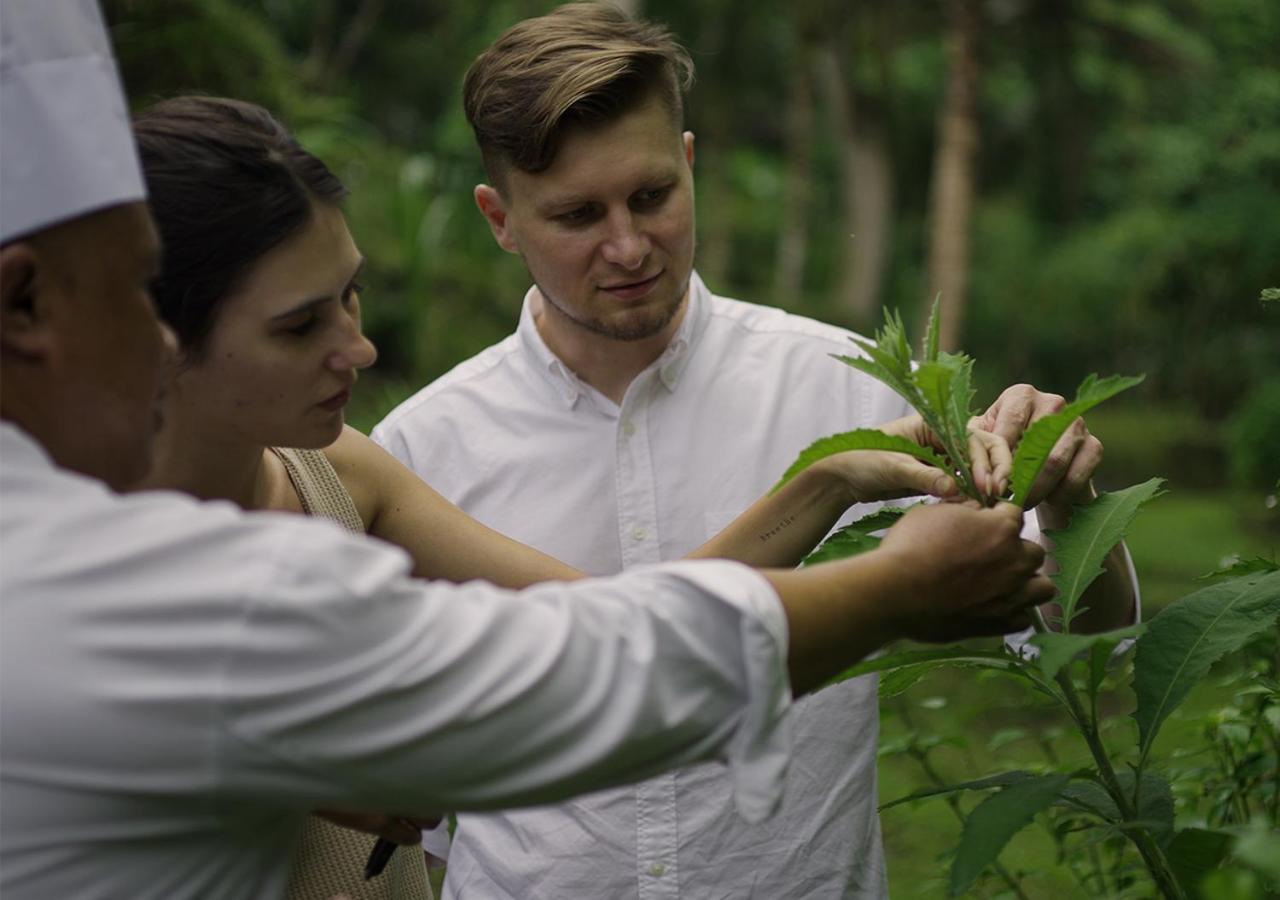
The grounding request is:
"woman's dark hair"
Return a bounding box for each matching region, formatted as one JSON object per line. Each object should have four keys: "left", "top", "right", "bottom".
{"left": 133, "top": 96, "right": 347, "bottom": 356}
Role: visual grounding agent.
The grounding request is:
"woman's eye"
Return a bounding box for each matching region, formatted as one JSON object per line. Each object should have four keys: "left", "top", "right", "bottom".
{"left": 343, "top": 282, "right": 365, "bottom": 306}
{"left": 283, "top": 317, "right": 317, "bottom": 336}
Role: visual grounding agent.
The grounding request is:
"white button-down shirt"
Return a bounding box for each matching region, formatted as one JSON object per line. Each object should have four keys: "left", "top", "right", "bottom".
{"left": 375, "top": 273, "right": 912, "bottom": 899}
{"left": 0, "top": 422, "right": 792, "bottom": 900}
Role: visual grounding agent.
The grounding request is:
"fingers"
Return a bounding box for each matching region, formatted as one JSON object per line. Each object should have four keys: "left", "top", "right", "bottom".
{"left": 967, "top": 428, "right": 1012, "bottom": 498}
{"left": 982, "top": 384, "right": 1066, "bottom": 450}
{"left": 1025, "top": 417, "right": 1086, "bottom": 507}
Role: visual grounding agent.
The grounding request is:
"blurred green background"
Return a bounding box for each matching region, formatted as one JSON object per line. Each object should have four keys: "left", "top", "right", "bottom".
{"left": 102, "top": 1, "right": 1278, "bottom": 894}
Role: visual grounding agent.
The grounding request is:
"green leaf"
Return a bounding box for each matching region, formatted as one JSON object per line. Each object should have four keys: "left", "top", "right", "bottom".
{"left": 1044, "top": 478, "right": 1166, "bottom": 628}
{"left": 1088, "top": 630, "right": 1135, "bottom": 701}
{"left": 800, "top": 528, "right": 881, "bottom": 566}
{"left": 1229, "top": 825, "right": 1280, "bottom": 880}
{"left": 1133, "top": 571, "right": 1280, "bottom": 761}
{"left": 1029, "top": 623, "right": 1147, "bottom": 679}
{"left": 827, "top": 646, "right": 1031, "bottom": 688}
{"left": 923, "top": 293, "right": 942, "bottom": 363}
{"left": 841, "top": 507, "right": 908, "bottom": 533}
{"left": 833, "top": 352, "right": 920, "bottom": 416}
{"left": 799, "top": 507, "right": 909, "bottom": 567}
{"left": 913, "top": 354, "right": 976, "bottom": 489}
{"left": 880, "top": 771, "right": 1037, "bottom": 811}
{"left": 878, "top": 665, "right": 930, "bottom": 697}
{"left": 1199, "top": 555, "right": 1279, "bottom": 581}
{"left": 1008, "top": 374, "right": 1146, "bottom": 506}
{"left": 1056, "top": 780, "right": 1119, "bottom": 820}
{"left": 1166, "top": 828, "right": 1235, "bottom": 895}
{"left": 1261, "top": 287, "right": 1280, "bottom": 304}
{"left": 772, "top": 429, "right": 950, "bottom": 493}
{"left": 1127, "top": 770, "right": 1175, "bottom": 846}
{"left": 950, "top": 774, "right": 1071, "bottom": 896}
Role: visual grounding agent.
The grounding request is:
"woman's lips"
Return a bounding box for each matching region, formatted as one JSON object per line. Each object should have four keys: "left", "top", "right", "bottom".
{"left": 317, "top": 388, "right": 351, "bottom": 412}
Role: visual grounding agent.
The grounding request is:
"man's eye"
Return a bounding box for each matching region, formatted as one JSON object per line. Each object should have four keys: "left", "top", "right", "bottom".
{"left": 556, "top": 206, "right": 595, "bottom": 225}
{"left": 634, "top": 187, "right": 669, "bottom": 207}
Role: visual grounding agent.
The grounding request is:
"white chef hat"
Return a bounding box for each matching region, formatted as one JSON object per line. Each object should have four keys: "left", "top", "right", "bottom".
{"left": 0, "top": 0, "right": 145, "bottom": 244}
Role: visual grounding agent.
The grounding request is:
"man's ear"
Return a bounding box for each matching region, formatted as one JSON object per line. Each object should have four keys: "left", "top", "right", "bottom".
{"left": 683, "top": 131, "right": 695, "bottom": 168}
{"left": 474, "top": 184, "right": 520, "bottom": 254}
{"left": 0, "top": 242, "right": 55, "bottom": 362}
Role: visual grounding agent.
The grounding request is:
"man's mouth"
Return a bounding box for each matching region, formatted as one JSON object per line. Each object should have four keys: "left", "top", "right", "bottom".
{"left": 600, "top": 271, "right": 662, "bottom": 301}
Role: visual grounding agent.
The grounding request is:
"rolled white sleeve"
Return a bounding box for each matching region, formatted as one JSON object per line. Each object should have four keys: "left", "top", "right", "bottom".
{"left": 216, "top": 523, "right": 794, "bottom": 821}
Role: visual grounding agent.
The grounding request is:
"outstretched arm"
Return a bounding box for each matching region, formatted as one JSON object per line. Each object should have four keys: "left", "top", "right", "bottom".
{"left": 327, "top": 426, "right": 584, "bottom": 586}
{"left": 688, "top": 415, "right": 1011, "bottom": 569}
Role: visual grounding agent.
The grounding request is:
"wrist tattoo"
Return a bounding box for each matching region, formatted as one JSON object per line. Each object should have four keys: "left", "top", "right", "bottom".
{"left": 759, "top": 514, "right": 797, "bottom": 543}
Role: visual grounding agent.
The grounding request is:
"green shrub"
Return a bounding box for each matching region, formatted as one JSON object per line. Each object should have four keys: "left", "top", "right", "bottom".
{"left": 1229, "top": 382, "right": 1280, "bottom": 490}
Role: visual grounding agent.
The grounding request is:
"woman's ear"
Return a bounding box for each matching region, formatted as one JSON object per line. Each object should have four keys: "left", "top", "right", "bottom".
{"left": 0, "top": 242, "right": 54, "bottom": 361}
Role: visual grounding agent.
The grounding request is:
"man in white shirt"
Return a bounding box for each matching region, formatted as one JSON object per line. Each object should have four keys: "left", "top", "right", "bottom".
{"left": 374, "top": 4, "right": 1137, "bottom": 897}
{"left": 0, "top": 3, "right": 1056, "bottom": 898}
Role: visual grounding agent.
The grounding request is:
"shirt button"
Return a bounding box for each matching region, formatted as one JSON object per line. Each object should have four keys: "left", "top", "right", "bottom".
{"left": 621, "top": 420, "right": 636, "bottom": 437}
{"left": 648, "top": 863, "right": 666, "bottom": 877}
{"left": 631, "top": 526, "right": 647, "bottom": 541}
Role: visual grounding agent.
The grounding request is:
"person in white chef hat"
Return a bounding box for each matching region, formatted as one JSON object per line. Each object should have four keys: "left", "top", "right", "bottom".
{"left": 0, "top": 3, "right": 1054, "bottom": 899}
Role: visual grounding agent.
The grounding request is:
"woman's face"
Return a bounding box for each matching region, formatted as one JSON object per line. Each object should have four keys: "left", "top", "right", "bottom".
{"left": 172, "top": 202, "right": 377, "bottom": 450}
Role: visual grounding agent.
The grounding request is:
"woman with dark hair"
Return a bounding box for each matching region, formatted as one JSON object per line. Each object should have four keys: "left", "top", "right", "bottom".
{"left": 132, "top": 96, "right": 588, "bottom": 900}
{"left": 132, "top": 95, "right": 1010, "bottom": 900}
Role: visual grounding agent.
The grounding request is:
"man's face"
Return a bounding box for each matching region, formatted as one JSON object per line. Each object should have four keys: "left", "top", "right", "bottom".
{"left": 477, "top": 93, "right": 696, "bottom": 351}
{"left": 42, "top": 203, "right": 172, "bottom": 488}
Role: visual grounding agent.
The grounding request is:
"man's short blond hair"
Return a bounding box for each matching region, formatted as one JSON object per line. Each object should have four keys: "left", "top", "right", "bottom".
{"left": 463, "top": 2, "right": 694, "bottom": 189}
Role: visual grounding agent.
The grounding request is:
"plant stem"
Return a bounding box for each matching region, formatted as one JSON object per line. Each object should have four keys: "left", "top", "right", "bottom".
{"left": 1028, "top": 608, "right": 1187, "bottom": 899}
{"left": 896, "top": 701, "right": 1032, "bottom": 900}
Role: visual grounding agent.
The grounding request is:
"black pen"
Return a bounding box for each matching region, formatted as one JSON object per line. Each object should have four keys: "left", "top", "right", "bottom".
{"left": 363, "top": 838, "right": 397, "bottom": 880}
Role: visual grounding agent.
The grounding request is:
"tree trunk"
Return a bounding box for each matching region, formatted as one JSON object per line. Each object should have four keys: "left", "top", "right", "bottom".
{"left": 692, "top": 3, "right": 733, "bottom": 288}
{"left": 818, "top": 48, "right": 894, "bottom": 329}
{"left": 924, "top": 0, "right": 982, "bottom": 351}
{"left": 773, "top": 50, "right": 814, "bottom": 307}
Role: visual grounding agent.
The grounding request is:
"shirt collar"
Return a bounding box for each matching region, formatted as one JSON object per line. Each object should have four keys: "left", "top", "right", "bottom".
{"left": 0, "top": 421, "right": 56, "bottom": 471}
{"left": 515, "top": 271, "right": 713, "bottom": 408}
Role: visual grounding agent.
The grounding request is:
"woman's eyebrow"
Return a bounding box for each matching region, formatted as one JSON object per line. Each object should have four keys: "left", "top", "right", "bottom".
{"left": 270, "top": 257, "right": 366, "bottom": 320}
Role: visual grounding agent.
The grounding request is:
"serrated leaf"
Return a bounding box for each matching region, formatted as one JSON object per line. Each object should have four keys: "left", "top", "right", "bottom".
{"left": 1200, "top": 555, "right": 1279, "bottom": 581}
{"left": 1009, "top": 374, "right": 1146, "bottom": 506}
{"left": 827, "top": 647, "right": 1030, "bottom": 688}
{"left": 1128, "top": 771, "right": 1175, "bottom": 846}
{"left": 833, "top": 352, "right": 920, "bottom": 414}
{"left": 1088, "top": 630, "right": 1135, "bottom": 700}
{"left": 843, "top": 507, "right": 909, "bottom": 533}
{"left": 913, "top": 355, "right": 976, "bottom": 488}
{"left": 1044, "top": 478, "right": 1165, "bottom": 628}
{"left": 1133, "top": 571, "right": 1280, "bottom": 762}
{"left": 800, "top": 528, "right": 882, "bottom": 566}
{"left": 1029, "top": 623, "right": 1147, "bottom": 679}
{"left": 950, "top": 774, "right": 1071, "bottom": 896}
{"left": 922, "top": 294, "right": 942, "bottom": 363}
{"left": 880, "top": 771, "right": 1037, "bottom": 811}
{"left": 1056, "top": 780, "right": 1119, "bottom": 820}
{"left": 1166, "top": 828, "right": 1234, "bottom": 895}
{"left": 800, "top": 507, "right": 910, "bottom": 567}
{"left": 878, "top": 665, "right": 930, "bottom": 697}
{"left": 772, "top": 429, "right": 950, "bottom": 493}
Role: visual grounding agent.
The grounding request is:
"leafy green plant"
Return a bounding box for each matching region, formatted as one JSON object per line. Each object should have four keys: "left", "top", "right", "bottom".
{"left": 781, "top": 302, "right": 1280, "bottom": 897}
